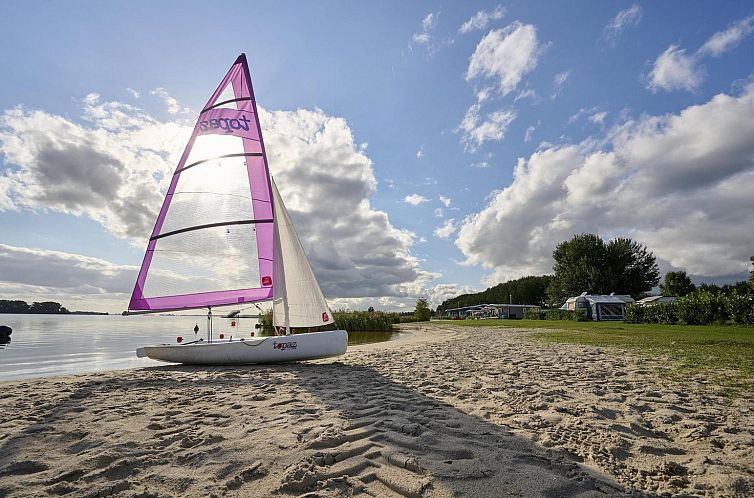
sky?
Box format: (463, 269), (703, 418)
(1, 1), (753, 313)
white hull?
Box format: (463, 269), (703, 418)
(136, 330), (347, 365)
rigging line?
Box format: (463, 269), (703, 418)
(200, 97), (252, 113)
(175, 152), (264, 175)
(150, 219), (273, 241)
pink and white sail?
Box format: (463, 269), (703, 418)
(128, 54), (334, 330)
(128, 54), (274, 311)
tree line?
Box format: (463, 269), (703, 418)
(437, 233), (754, 313)
(0, 300), (70, 314)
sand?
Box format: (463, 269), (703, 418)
(0, 324), (752, 498)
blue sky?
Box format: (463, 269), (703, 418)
(1, 2), (754, 312)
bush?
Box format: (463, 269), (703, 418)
(625, 302), (678, 324)
(524, 308), (587, 321)
(677, 290), (729, 325)
(725, 291), (754, 325)
(260, 309), (407, 333)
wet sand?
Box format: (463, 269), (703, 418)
(0, 324), (752, 497)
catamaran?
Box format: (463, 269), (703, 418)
(127, 54), (348, 364)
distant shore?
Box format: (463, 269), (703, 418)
(0, 324), (751, 497)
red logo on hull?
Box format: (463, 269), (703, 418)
(322, 312), (329, 322)
(261, 276), (272, 286)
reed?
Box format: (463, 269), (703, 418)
(259, 310), (421, 333)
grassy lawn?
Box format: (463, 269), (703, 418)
(434, 319), (754, 396)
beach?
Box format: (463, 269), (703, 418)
(1, 324), (752, 497)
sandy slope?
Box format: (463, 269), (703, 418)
(0, 324), (751, 497)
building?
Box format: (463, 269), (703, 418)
(444, 303), (541, 320)
(636, 295), (677, 306)
(563, 292), (629, 321)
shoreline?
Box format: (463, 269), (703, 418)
(1, 324), (752, 497)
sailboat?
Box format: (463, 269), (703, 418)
(127, 54), (348, 364)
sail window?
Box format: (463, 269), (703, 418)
(142, 224), (261, 298)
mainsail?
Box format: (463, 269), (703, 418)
(271, 178), (335, 329)
(129, 54), (274, 311)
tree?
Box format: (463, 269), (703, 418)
(415, 298), (431, 321)
(750, 256), (754, 288)
(660, 271), (696, 297)
(367, 306), (375, 313)
(547, 233), (659, 305)
(436, 275), (552, 315)
(29, 301), (70, 314)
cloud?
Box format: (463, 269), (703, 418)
(471, 161), (492, 168)
(0, 101), (181, 239)
(126, 88), (140, 99)
(551, 70), (571, 99)
(603, 4), (642, 45)
(588, 111), (608, 126)
(150, 87), (191, 114)
(416, 146), (424, 158)
(403, 193), (429, 205)
(439, 195), (451, 208)
(698, 14), (754, 57)
(456, 104), (517, 151)
(456, 83), (754, 286)
(0, 96), (434, 302)
(458, 5), (506, 34)
(646, 45), (703, 93)
(425, 282), (478, 308)
(647, 13), (754, 93)
(524, 125), (536, 143)
(410, 12), (442, 55)
(568, 106), (600, 124)
(0, 243), (137, 312)
(466, 22), (542, 97)
(434, 219), (456, 239)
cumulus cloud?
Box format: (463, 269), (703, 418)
(425, 282), (478, 308)
(603, 4), (642, 45)
(456, 104), (516, 151)
(126, 87), (140, 99)
(434, 219), (456, 239)
(458, 5), (506, 34)
(647, 13), (754, 93)
(456, 83), (754, 285)
(439, 195), (451, 208)
(466, 22), (542, 97)
(403, 193), (429, 205)
(0, 99), (182, 239)
(0, 96), (435, 302)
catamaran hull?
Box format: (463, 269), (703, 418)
(136, 330), (348, 365)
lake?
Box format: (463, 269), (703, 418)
(0, 314), (399, 381)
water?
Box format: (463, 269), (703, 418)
(0, 314), (399, 381)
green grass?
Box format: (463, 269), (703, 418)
(435, 319), (754, 396)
